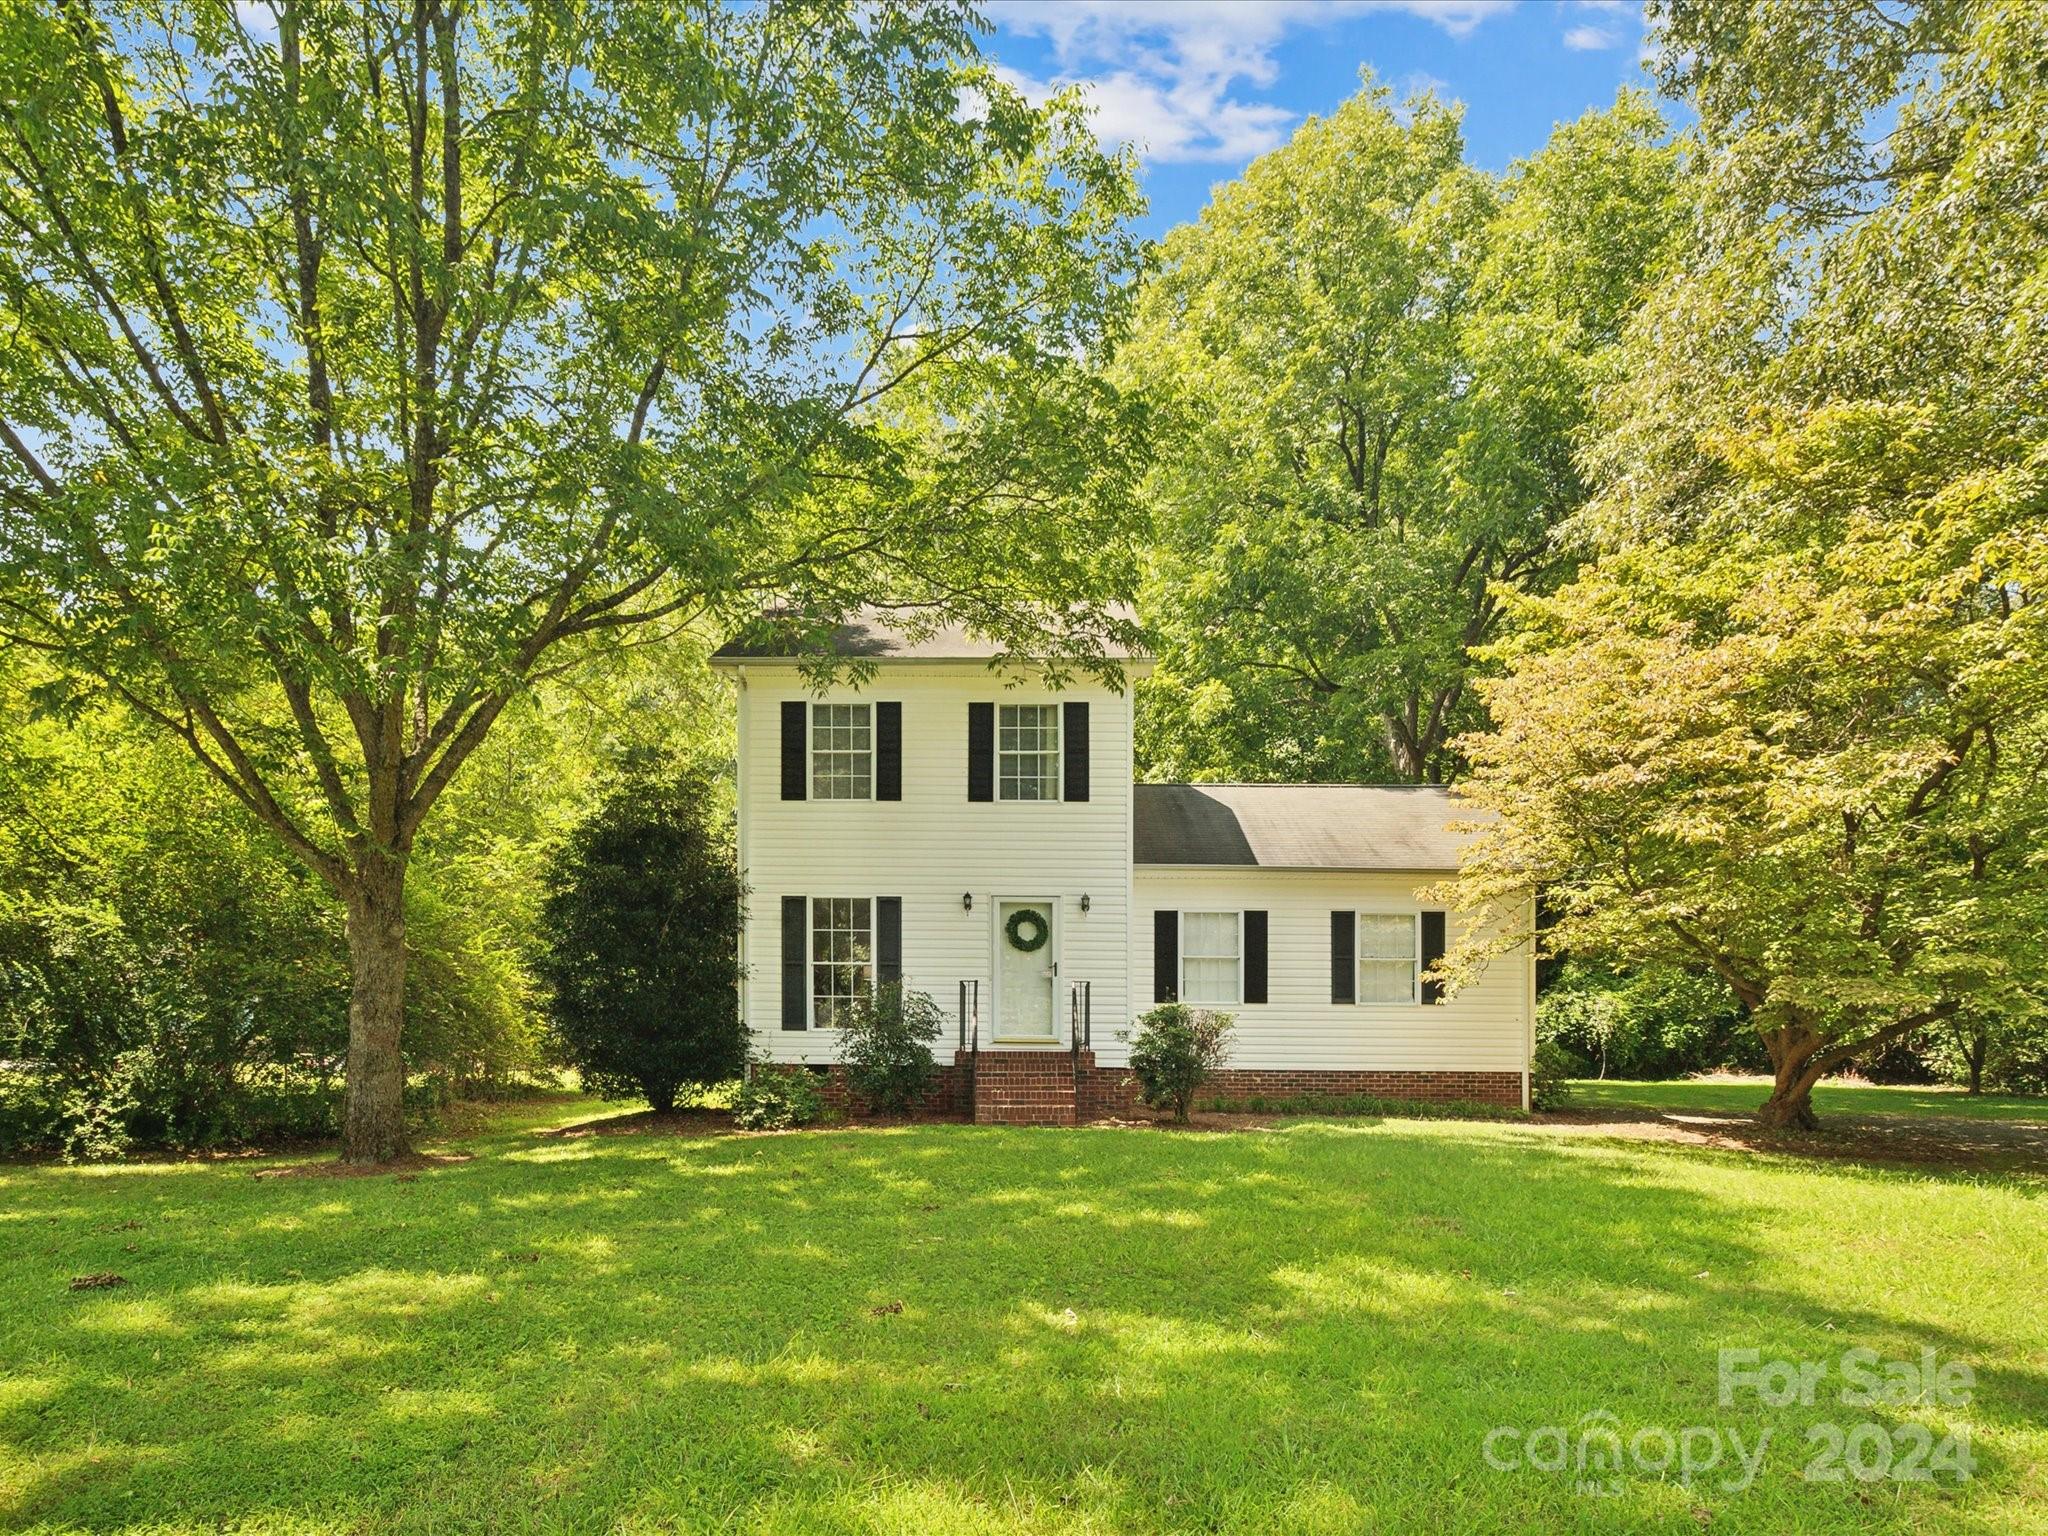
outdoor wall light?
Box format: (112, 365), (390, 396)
(962, 892), (973, 912)
(1080, 894), (1091, 914)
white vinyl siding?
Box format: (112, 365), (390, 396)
(1181, 911), (1241, 1004)
(810, 896), (872, 1026)
(731, 667), (1133, 1063)
(1134, 869), (1530, 1074)
(1357, 912), (1419, 1004)
(998, 704), (1059, 801)
(811, 703), (872, 800)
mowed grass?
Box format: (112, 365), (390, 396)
(2, 1098), (2043, 1535)
(1570, 1078), (2048, 1125)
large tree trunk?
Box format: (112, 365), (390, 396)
(1757, 1022), (1825, 1130)
(1966, 1028), (1987, 1096)
(342, 856), (410, 1164)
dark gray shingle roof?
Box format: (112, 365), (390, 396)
(1134, 783), (1479, 871)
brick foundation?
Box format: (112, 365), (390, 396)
(1074, 1054), (1523, 1116)
(763, 1053), (1524, 1124)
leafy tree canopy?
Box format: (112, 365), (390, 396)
(0, 0), (1148, 1159)
(1125, 80), (1684, 783)
(1445, 0), (2048, 1128)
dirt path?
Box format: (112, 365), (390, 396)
(1097, 1102), (2048, 1175)
(531, 1101), (2047, 1176)
(1523, 1104), (2048, 1174)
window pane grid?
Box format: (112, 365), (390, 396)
(811, 896), (872, 1027)
(1181, 910), (1240, 1004)
(811, 704), (872, 800)
(1357, 913), (1418, 1004)
(998, 704), (1059, 801)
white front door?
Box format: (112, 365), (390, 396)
(994, 899), (1058, 1041)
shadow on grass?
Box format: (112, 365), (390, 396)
(2, 1115), (2042, 1535)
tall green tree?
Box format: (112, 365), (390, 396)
(1126, 82), (1682, 783)
(0, 0), (1145, 1160)
(1445, 0), (2048, 1128)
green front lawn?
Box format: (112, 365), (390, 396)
(1569, 1077), (2048, 1124)
(2, 1099), (2042, 1534)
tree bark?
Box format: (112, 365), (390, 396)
(1757, 1021), (1825, 1130)
(1966, 1028), (1986, 1096)
(342, 856), (410, 1164)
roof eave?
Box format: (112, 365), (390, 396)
(709, 653), (1154, 675)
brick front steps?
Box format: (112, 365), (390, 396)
(969, 1049), (1078, 1126)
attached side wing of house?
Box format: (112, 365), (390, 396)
(710, 614), (1534, 1123)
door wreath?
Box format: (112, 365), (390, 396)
(1005, 907), (1050, 953)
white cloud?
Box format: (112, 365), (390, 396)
(985, 1), (1507, 165)
(1562, 23), (1621, 50)
(233, 0), (279, 40)
(992, 59), (1297, 164)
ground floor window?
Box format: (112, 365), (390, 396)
(811, 897), (872, 1026)
(1358, 913), (1419, 1004)
(1181, 910), (1241, 1004)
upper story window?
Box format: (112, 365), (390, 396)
(999, 704), (1059, 801)
(1181, 911), (1241, 1004)
(1358, 913), (1420, 1004)
(811, 703), (871, 800)
(811, 896), (872, 1026)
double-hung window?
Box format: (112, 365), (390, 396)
(1180, 911), (1242, 1004)
(811, 703), (872, 800)
(1357, 913), (1420, 1004)
(810, 897), (873, 1026)
(998, 704), (1059, 801)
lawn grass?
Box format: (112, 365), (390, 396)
(2, 1098), (2043, 1534)
(1569, 1077), (2048, 1125)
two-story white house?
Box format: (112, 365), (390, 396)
(711, 614), (1534, 1123)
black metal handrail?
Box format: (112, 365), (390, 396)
(1067, 979), (1092, 1053)
(957, 979), (979, 1051)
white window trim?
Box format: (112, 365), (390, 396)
(996, 701), (1062, 804)
(810, 701), (874, 802)
(1354, 910), (1423, 1007)
(809, 895), (875, 1028)
(1179, 908), (1243, 1006)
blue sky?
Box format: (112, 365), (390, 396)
(981, 1), (1656, 238)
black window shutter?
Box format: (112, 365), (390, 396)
(781, 896), (808, 1029)
(876, 702), (902, 802)
(1153, 909), (1179, 1003)
(1331, 911), (1356, 1004)
(1244, 911), (1268, 1004)
(967, 702), (994, 801)
(1420, 909), (1447, 1004)
(877, 897), (902, 988)
(780, 701), (806, 801)
(1063, 701), (1090, 802)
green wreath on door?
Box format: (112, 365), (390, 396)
(1005, 907), (1050, 953)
